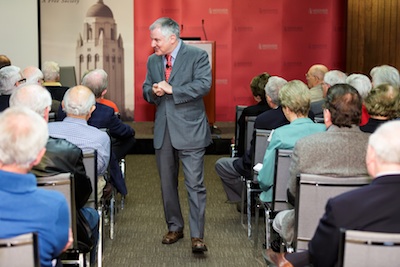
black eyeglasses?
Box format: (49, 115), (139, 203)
(18, 78), (26, 84)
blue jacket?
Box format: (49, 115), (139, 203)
(0, 170), (69, 267)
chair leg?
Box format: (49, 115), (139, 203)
(97, 208), (103, 267)
(109, 192), (115, 240)
(247, 181), (254, 238)
(265, 209), (271, 250)
(240, 177), (246, 228)
(254, 199), (261, 250)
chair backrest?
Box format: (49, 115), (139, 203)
(83, 150), (98, 210)
(36, 173), (77, 249)
(0, 232), (40, 267)
(244, 116), (257, 153)
(270, 149), (293, 210)
(338, 229), (400, 267)
(294, 174), (371, 251)
(252, 129), (272, 181)
(234, 105), (247, 148)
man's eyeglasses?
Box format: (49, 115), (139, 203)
(18, 78), (26, 84)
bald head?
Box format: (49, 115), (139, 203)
(62, 85), (96, 118)
(306, 64), (329, 88)
(23, 66), (44, 84)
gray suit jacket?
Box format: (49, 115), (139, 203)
(288, 125), (370, 197)
(143, 41), (212, 150)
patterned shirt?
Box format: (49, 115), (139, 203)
(48, 117), (110, 175)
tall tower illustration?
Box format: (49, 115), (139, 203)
(76, 0), (126, 117)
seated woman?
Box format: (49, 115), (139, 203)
(360, 83), (399, 133)
(236, 72), (271, 157)
(257, 80), (325, 202)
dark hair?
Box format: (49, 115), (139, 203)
(324, 83), (362, 127)
(250, 72), (270, 102)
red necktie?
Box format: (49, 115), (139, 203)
(165, 54), (172, 82)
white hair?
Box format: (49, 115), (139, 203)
(346, 73), (372, 99)
(369, 120), (400, 164)
(0, 65), (21, 95)
(264, 76), (288, 105)
(10, 84), (52, 118)
(42, 61), (60, 82)
(324, 70), (347, 87)
(370, 65), (400, 89)
(0, 107), (48, 169)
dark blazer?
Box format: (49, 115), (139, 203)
(0, 95), (11, 112)
(233, 106), (289, 177)
(236, 101), (271, 157)
(308, 174), (400, 267)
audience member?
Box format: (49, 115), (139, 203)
(81, 69), (119, 113)
(360, 83), (399, 133)
(0, 54), (11, 69)
(0, 65), (25, 111)
(56, 69), (132, 195)
(370, 64), (400, 89)
(236, 72), (271, 157)
(215, 76), (289, 206)
(306, 64), (329, 118)
(346, 73), (372, 125)
(305, 64), (328, 102)
(48, 85), (110, 198)
(321, 70), (347, 97)
(0, 107), (71, 267)
(42, 61), (69, 102)
(9, 84), (99, 261)
(272, 84), (370, 249)
(267, 120), (400, 267)
(257, 80), (325, 202)
(23, 66), (44, 84)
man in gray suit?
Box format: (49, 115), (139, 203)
(143, 17), (212, 253)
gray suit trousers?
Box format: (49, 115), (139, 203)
(155, 127), (207, 239)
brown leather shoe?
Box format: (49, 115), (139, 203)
(265, 248), (293, 267)
(191, 238), (208, 253)
(162, 231), (184, 244)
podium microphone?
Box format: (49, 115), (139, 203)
(202, 19), (208, 40)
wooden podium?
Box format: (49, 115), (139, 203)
(183, 41), (216, 126)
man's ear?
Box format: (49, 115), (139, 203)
(32, 147), (46, 167)
(324, 108), (332, 127)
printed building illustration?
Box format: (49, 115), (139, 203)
(76, 0), (129, 118)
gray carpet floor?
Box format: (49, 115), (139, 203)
(101, 154), (266, 267)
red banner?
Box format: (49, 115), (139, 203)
(134, 0), (346, 122)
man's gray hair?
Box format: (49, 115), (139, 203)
(42, 61), (60, 82)
(264, 76), (288, 106)
(0, 65), (21, 95)
(81, 69), (108, 98)
(63, 86), (96, 116)
(346, 73), (372, 99)
(324, 70), (347, 87)
(370, 65), (400, 89)
(149, 17), (180, 39)
(0, 107), (48, 169)
(9, 84), (52, 118)
(369, 120), (400, 164)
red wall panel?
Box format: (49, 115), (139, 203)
(134, 0), (346, 122)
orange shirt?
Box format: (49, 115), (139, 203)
(98, 98), (119, 113)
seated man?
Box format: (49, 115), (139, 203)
(48, 85), (111, 198)
(57, 69), (133, 195)
(267, 120), (400, 267)
(215, 76), (289, 205)
(272, 84), (370, 249)
(42, 61), (69, 102)
(236, 72), (271, 157)
(0, 65), (26, 111)
(305, 64), (328, 118)
(257, 80), (326, 203)
(0, 107), (71, 267)
(9, 84), (98, 261)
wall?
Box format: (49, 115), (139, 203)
(0, 0), (39, 68)
(347, 0), (400, 74)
